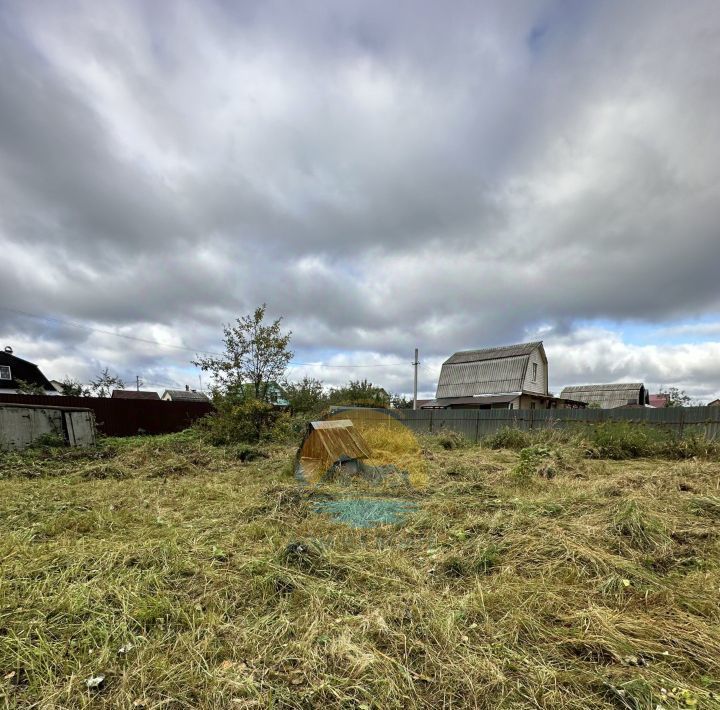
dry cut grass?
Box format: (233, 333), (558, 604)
(0, 430), (719, 708)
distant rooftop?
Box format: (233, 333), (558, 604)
(162, 389), (211, 403)
(111, 390), (160, 400)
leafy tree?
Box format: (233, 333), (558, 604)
(283, 376), (326, 415)
(15, 379), (45, 395)
(390, 393), (413, 409)
(328, 379), (390, 408)
(193, 304), (293, 403)
(90, 368), (125, 398)
(659, 386), (692, 408)
(59, 376), (90, 397)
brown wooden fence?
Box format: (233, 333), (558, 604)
(0, 394), (213, 437)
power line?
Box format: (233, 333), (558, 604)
(0, 306), (224, 356)
(0, 306), (410, 369)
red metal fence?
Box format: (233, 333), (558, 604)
(0, 394), (213, 437)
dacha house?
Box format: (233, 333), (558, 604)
(0, 346), (58, 396)
(422, 341), (585, 410)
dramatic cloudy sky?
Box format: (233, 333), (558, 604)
(1, 0), (719, 399)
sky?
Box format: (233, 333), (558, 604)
(1, 0), (720, 400)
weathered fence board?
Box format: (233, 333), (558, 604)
(330, 406), (720, 442)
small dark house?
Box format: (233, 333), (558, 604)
(0, 346), (57, 395)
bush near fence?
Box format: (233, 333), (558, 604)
(330, 406), (720, 443)
(0, 394), (213, 437)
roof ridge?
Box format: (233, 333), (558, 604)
(452, 340), (541, 355)
(562, 382), (644, 389)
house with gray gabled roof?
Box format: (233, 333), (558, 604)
(161, 386), (211, 403)
(423, 341), (585, 410)
(559, 383), (649, 409)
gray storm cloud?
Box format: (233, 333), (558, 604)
(1, 0), (719, 397)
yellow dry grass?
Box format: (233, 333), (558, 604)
(328, 409), (429, 488)
(1, 429), (719, 709)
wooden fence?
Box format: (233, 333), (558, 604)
(0, 394), (213, 437)
(330, 406), (720, 442)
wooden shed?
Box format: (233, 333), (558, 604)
(296, 419), (371, 481)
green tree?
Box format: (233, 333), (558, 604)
(328, 379), (390, 408)
(283, 376), (326, 415)
(659, 386), (692, 408)
(390, 393), (413, 409)
(89, 368), (125, 398)
(193, 304), (293, 402)
(59, 376), (90, 397)
(15, 379), (45, 395)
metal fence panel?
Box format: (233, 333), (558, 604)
(331, 406), (720, 442)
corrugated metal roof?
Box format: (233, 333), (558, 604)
(111, 390), (160, 400)
(648, 394), (669, 408)
(445, 341), (542, 365)
(561, 383), (644, 393)
(559, 383), (646, 409)
(162, 389), (211, 402)
(436, 358), (528, 398)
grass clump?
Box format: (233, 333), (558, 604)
(688, 495), (720, 520)
(484, 427), (531, 451)
(611, 499), (671, 552)
(435, 429), (467, 450)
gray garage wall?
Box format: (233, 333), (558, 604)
(0, 404), (96, 451)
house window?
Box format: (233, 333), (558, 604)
(531, 363), (538, 382)
(0, 365), (10, 380)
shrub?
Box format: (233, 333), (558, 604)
(589, 423), (655, 459)
(196, 398), (281, 444)
(512, 445), (556, 482)
(485, 427), (531, 451)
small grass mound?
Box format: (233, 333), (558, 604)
(611, 499), (672, 552)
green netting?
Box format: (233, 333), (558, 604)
(313, 498), (417, 528)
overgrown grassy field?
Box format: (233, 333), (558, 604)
(1, 428), (720, 708)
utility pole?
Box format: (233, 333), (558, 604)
(413, 348), (419, 410)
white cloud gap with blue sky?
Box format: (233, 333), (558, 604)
(1, 0), (719, 400)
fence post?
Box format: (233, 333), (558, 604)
(429, 410), (434, 434)
(679, 407), (685, 436)
(475, 411), (480, 443)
